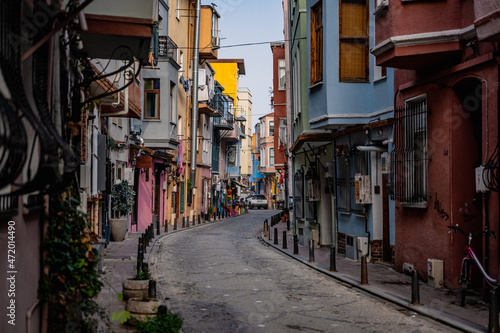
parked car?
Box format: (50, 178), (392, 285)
(247, 194), (268, 209)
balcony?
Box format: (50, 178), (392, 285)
(80, 0), (155, 64)
(89, 63), (142, 119)
(371, 2), (475, 70)
(474, 0), (500, 41)
(199, 5), (220, 59)
(214, 111), (234, 131)
(159, 36), (178, 62)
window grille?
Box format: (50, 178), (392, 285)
(392, 97), (429, 206)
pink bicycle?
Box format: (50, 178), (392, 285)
(448, 225), (498, 306)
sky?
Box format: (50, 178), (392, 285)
(208, 0), (285, 133)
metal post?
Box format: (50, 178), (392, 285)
(174, 217), (178, 230)
(282, 231), (287, 249)
(164, 219), (168, 233)
(274, 227), (278, 245)
(287, 219), (290, 231)
(149, 279), (157, 299)
(268, 224), (271, 241)
(411, 269), (421, 305)
(182, 217), (185, 228)
(489, 288), (499, 333)
(330, 246), (336, 272)
(293, 234), (299, 255)
(361, 255), (369, 285)
(156, 215), (160, 235)
(137, 236), (143, 273)
(198, 214), (201, 225)
(186, 216), (190, 228)
(309, 239), (315, 262)
(158, 305), (167, 316)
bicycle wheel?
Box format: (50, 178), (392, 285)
(459, 259), (471, 307)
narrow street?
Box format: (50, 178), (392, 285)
(149, 211), (458, 333)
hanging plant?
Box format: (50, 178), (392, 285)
(111, 180), (136, 218)
(38, 188), (106, 332)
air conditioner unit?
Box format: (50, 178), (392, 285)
(198, 69), (206, 86)
(212, 36), (220, 49)
(427, 259), (444, 288)
(355, 174), (372, 204)
(345, 234), (358, 260)
(80, 165), (90, 189)
(279, 118), (287, 127)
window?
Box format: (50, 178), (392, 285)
(337, 152), (351, 212)
(144, 79), (160, 119)
(260, 147), (266, 167)
(310, 1), (323, 85)
(170, 82), (176, 121)
(278, 59), (286, 90)
(269, 148), (274, 166)
(269, 120), (274, 137)
(392, 96), (428, 206)
(292, 48), (301, 119)
(339, 0), (369, 82)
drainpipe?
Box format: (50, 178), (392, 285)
(190, 0), (201, 191)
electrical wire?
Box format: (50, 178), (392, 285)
(175, 37), (307, 50)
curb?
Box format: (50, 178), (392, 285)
(259, 233), (486, 333)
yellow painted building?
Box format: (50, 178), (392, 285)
(208, 59), (245, 116)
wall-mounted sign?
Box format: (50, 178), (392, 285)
(136, 155), (152, 168)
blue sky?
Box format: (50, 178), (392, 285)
(209, 0), (284, 133)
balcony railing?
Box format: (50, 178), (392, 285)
(159, 36), (178, 62)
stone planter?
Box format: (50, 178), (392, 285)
(109, 217), (128, 242)
(122, 278), (149, 300)
(126, 297), (162, 322)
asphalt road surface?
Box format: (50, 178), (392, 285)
(149, 210), (459, 333)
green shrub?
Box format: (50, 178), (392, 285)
(134, 312), (183, 333)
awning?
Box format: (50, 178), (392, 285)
(232, 180), (247, 188)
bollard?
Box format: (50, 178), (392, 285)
(309, 239), (315, 262)
(218, 211), (221, 220)
(158, 305), (167, 316)
(268, 224), (271, 241)
(274, 227), (278, 245)
(149, 279), (157, 299)
(287, 219), (290, 231)
(198, 214), (201, 225)
(489, 288), (499, 333)
(156, 215), (160, 235)
(265, 221), (269, 238)
(182, 217), (185, 228)
(330, 246), (336, 272)
(282, 231), (287, 249)
(411, 269), (421, 305)
(137, 236), (143, 273)
(164, 219), (168, 233)
(361, 255), (369, 285)
(263, 220), (267, 234)
(186, 216), (190, 228)
(293, 234), (299, 255)
(174, 217), (178, 230)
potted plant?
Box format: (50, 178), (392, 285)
(109, 180), (135, 242)
(122, 266), (151, 300)
(207, 205), (215, 219)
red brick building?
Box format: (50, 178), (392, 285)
(372, 0), (500, 289)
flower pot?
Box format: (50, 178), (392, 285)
(109, 217), (128, 242)
(122, 278), (149, 300)
(126, 297), (162, 322)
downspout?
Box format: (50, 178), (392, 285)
(190, 0), (201, 188)
(332, 138), (338, 250)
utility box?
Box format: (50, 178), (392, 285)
(475, 166), (489, 193)
(358, 236), (370, 260)
(427, 259), (444, 288)
(345, 235), (358, 260)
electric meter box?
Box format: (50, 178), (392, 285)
(475, 166), (489, 193)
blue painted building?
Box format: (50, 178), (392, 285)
(288, 0), (395, 262)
